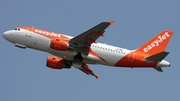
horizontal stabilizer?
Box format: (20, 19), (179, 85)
(145, 51), (169, 62)
(154, 67), (163, 72)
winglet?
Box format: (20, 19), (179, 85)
(95, 74), (100, 79)
(109, 20), (115, 25)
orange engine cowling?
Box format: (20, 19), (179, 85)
(50, 38), (69, 51)
(46, 56), (71, 69)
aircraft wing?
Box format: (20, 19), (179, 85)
(79, 63), (99, 79)
(69, 21), (114, 55)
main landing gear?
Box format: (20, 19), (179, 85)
(73, 53), (83, 68)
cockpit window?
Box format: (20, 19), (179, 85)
(14, 28), (20, 31)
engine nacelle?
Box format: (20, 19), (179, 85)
(46, 56), (71, 69)
(50, 38), (69, 51)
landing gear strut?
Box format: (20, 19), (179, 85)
(73, 53), (83, 68)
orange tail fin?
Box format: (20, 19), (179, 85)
(136, 30), (173, 56)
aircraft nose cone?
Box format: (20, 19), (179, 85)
(3, 31), (7, 39)
(3, 31), (10, 40)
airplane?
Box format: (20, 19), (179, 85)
(3, 21), (173, 79)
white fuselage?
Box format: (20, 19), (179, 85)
(3, 27), (171, 70)
(2, 23), (173, 79)
(3, 29), (130, 66)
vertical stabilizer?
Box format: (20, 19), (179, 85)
(136, 30), (173, 56)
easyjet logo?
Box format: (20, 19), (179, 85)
(143, 32), (170, 52)
(34, 29), (61, 38)
(33, 29), (70, 40)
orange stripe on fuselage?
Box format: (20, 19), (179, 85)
(89, 50), (108, 63)
(115, 51), (158, 68)
(82, 46), (107, 63)
(18, 26), (70, 41)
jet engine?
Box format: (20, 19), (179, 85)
(46, 56), (71, 69)
(50, 38), (69, 51)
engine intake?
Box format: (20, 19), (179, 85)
(46, 56), (71, 69)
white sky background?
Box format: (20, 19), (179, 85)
(0, 0), (179, 101)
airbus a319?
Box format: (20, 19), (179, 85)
(3, 21), (173, 79)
